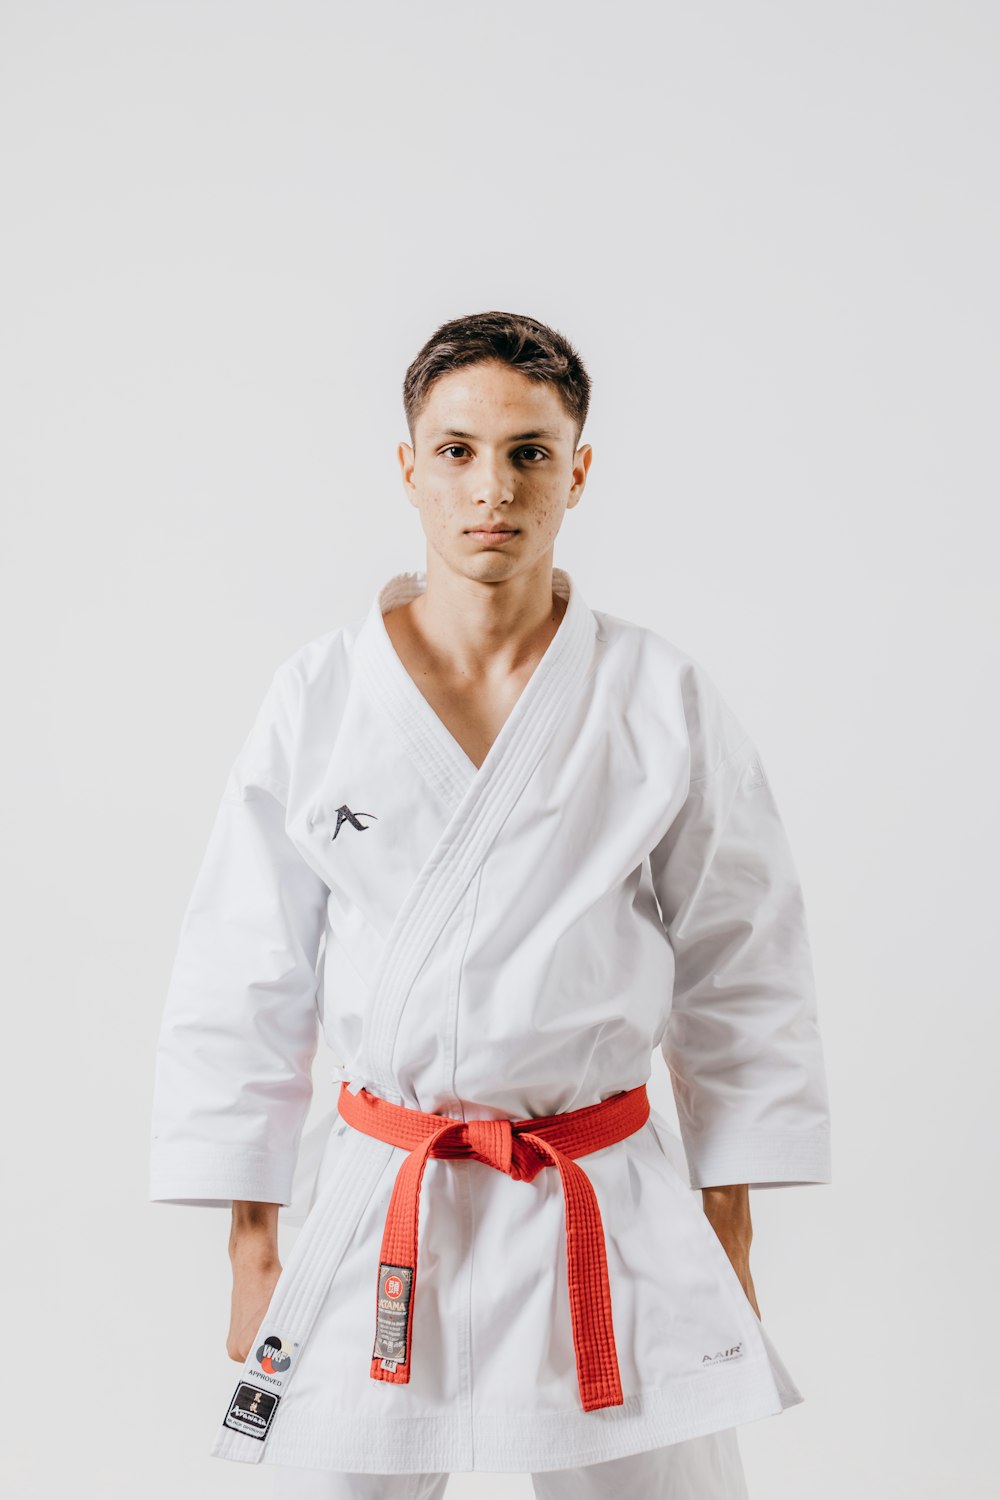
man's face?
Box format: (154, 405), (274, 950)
(398, 359), (591, 584)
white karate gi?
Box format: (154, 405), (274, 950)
(149, 567), (832, 1486)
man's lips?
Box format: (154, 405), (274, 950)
(465, 525), (519, 534)
(465, 527), (520, 543)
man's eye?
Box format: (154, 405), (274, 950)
(439, 445), (546, 462)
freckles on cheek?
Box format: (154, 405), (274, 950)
(420, 494), (460, 537)
(428, 496), (456, 525)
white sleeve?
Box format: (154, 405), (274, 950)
(148, 662), (329, 1208)
(649, 663), (833, 1191)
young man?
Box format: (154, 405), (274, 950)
(149, 311), (833, 1498)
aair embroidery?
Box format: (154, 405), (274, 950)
(702, 1342), (744, 1364)
(331, 805), (378, 839)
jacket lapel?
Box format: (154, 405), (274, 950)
(355, 572), (477, 813)
(353, 567), (596, 1097)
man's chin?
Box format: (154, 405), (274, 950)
(435, 546), (523, 580)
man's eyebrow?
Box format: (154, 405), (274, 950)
(430, 428), (561, 442)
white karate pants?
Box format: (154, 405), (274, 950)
(270, 1427), (751, 1497)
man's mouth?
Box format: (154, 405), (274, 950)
(465, 527), (520, 544)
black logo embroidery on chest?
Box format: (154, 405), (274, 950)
(331, 804), (378, 839)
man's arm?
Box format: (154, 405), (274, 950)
(648, 680), (833, 1191)
(648, 663), (832, 1317)
(701, 1184), (760, 1318)
(149, 660), (329, 1368)
(227, 1201), (282, 1362)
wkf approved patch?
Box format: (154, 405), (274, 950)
(223, 1381), (281, 1440)
(255, 1332), (294, 1377)
(373, 1263), (413, 1371)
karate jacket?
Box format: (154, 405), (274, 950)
(148, 566), (833, 1475)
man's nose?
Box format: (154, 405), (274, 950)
(471, 454), (515, 506)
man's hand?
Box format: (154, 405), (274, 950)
(701, 1183), (761, 1320)
(227, 1201), (282, 1363)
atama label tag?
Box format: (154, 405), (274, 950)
(373, 1262), (413, 1367)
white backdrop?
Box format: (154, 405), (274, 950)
(2, 3), (997, 1497)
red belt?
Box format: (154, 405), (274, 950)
(337, 1080), (650, 1413)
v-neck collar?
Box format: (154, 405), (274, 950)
(353, 566), (597, 1095)
(354, 566), (594, 811)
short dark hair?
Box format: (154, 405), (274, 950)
(403, 310), (591, 450)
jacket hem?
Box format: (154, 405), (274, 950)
(208, 1352), (797, 1474)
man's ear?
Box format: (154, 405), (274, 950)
(397, 440), (417, 499)
(567, 443), (593, 507)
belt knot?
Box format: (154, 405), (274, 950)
(462, 1117), (514, 1174)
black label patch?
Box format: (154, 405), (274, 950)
(373, 1263), (413, 1365)
(223, 1381), (281, 1441)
